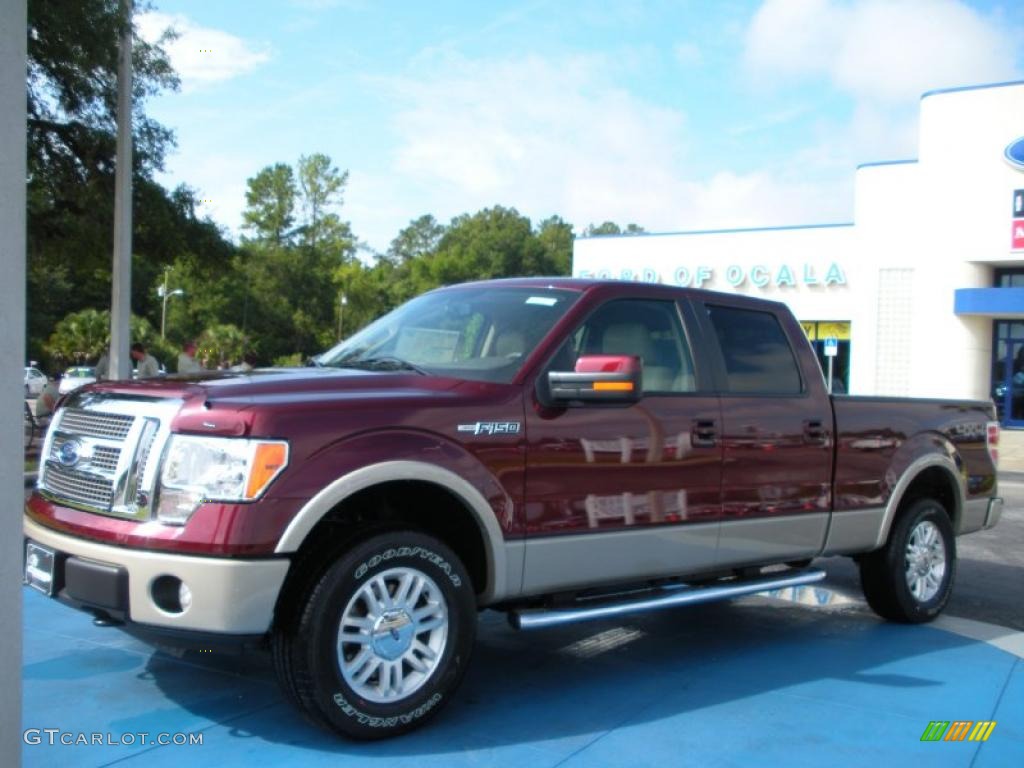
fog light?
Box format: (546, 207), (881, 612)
(151, 575), (190, 614)
(179, 582), (193, 612)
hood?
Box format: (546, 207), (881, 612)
(76, 366), (470, 404)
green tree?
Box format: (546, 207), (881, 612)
(45, 309), (174, 369)
(26, 1), (236, 365)
(533, 215), (574, 275)
(242, 163), (297, 245)
(385, 215), (446, 265)
(297, 153), (351, 252)
(417, 206), (542, 286)
(239, 154), (357, 361)
(583, 221), (646, 236)
(198, 323), (248, 368)
(45, 309), (110, 364)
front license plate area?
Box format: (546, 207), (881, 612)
(25, 541), (56, 596)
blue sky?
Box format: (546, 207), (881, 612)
(137, 0), (1024, 255)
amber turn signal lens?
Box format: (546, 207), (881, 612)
(245, 442), (289, 499)
(592, 381), (634, 392)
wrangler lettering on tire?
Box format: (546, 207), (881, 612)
(272, 530), (475, 740)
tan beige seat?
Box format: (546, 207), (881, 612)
(493, 330), (526, 359)
(600, 322), (678, 392)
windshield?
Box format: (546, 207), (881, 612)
(317, 286), (580, 383)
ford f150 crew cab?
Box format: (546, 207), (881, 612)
(24, 278), (1003, 739)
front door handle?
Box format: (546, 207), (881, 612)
(803, 419), (827, 444)
(692, 419), (717, 448)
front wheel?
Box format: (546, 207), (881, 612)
(859, 498), (956, 623)
(273, 530), (476, 739)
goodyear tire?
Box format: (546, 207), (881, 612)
(859, 498), (956, 623)
(274, 530), (476, 739)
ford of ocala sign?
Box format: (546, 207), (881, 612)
(575, 262), (847, 289)
(1006, 136), (1024, 171)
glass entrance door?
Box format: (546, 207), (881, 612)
(992, 322), (1024, 427)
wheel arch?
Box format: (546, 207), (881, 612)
(275, 460), (513, 605)
(874, 454), (964, 550)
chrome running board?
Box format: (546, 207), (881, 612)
(508, 568), (827, 630)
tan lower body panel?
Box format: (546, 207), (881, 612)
(24, 516), (288, 634)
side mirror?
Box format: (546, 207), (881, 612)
(548, 354), (642, 404)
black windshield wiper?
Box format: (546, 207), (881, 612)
(335, 356), (429, 376)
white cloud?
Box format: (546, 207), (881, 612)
(341, 51), (851, 253)
(745, 0), (1019, 103)
(739, 0), (1022, 207)
(136, 12), (271, 93)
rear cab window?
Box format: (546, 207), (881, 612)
(705, 304), (804, 395)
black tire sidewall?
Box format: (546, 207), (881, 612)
(301, 531), (475, 738)
(886, 500), (957, 621)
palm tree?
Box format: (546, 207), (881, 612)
(198, 323), (248, 368)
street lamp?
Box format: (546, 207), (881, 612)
(158, 269), (184, 338)
(337, 293), (348, 341)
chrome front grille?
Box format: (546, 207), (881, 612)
(40, 464), (115, 509)
(38, 398), (181, 519)
(90, 446), (121, 473)
(50, 434), (123, 474)
(56, 409), (134, 440)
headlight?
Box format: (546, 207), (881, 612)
(155, 435), (289, 525)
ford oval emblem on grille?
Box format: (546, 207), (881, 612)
(1006, 136), (1024, 171)
(58, 439), (82, 467)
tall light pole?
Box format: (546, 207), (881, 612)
(337, 292), (347, 340)
(159, 268), (184, 338)
(109, 0), (133, 379)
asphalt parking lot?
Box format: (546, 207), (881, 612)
(20, 479), (1024, 767)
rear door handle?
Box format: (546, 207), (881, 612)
(692, 419), (717, 447)
(803, 419), (827, 444)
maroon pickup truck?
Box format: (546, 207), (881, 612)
(24, 278), (1002, 738)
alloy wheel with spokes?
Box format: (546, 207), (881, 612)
(337, 567), (449, 704)
(904, 520), (946, 602)
(859, 497), (956, 624)
(273, 529), (476, 740)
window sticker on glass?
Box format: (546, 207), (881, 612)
(526, 296), (558, 307)
(394, 327), (461, 363)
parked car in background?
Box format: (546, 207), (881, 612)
(58, 366), (97, 395)
(24, 367), (46, 397)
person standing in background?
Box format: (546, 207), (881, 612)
(177, 340), (202, 374)
(34, 376), (60, 419)
(130, 342), (160, 378)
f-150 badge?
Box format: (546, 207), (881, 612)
(457, 421), (521, 436)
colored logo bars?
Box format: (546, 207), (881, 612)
(920, 720), (997, 742)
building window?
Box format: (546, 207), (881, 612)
(994, 268), (1024, 288)
(800, 321), (851, 394)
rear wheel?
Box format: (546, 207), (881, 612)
(273, 530), (476, 739)
(859, 498), (956, 623)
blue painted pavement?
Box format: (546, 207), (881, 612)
(21, 587), (1022, 767)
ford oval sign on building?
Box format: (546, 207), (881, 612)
(1006, 136), (1024, 171)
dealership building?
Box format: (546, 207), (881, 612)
(572, 80), (1024, 426)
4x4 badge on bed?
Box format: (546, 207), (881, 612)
(457, 422), (521, 436)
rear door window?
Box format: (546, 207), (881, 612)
(706, 305), (803, 395)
